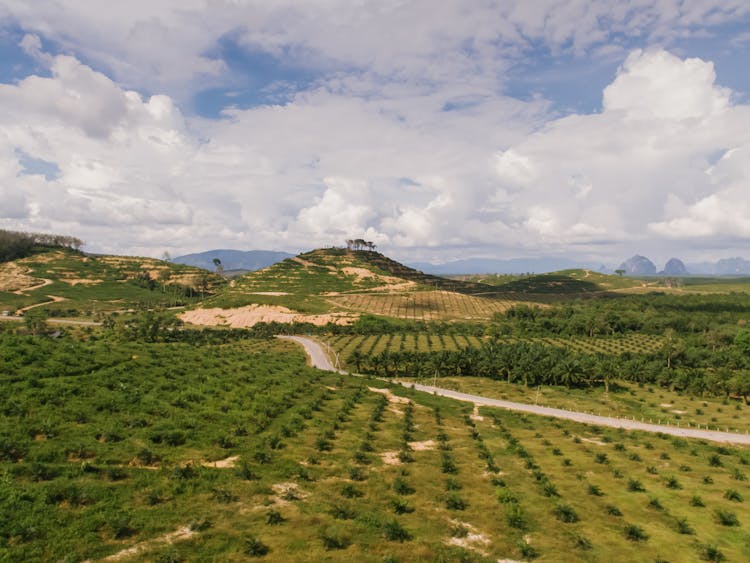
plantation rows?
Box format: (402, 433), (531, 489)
(2, 333), (749, 560)
(324, 332), (664, 362)
(328, 291), (522, 321)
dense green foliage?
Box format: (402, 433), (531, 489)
(0, 229), (83, 262)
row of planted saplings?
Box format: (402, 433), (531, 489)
(540, 422), (738, 561)
(242, 385), (367, 556)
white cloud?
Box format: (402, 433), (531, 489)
(603, 49), (731, 120)
(0, 3), (748, 263)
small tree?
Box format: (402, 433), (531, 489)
(615, 269), (625, 277)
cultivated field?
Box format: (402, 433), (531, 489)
(2, 328), (748, 561)
(323, 333), (665, 358)
(326, 291), (525, 321)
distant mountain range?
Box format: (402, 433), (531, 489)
(173, 249), (750, 277)
(617, 255), (750, 276)
(172, 249), (294, 272)
(408, 257), (601, 275)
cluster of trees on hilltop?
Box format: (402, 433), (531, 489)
(0, 229), (83, 262)
(345, 238), (376, 251)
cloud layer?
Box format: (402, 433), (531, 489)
(0, 2), (748, 263)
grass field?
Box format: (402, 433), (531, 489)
(2, 332), (749, 561)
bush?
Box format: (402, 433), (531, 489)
(627, 478), (645, 492)
(690, 495), (705, 507)
(445, 493), (467, 510)
(266, 509), (285, 525)
(587, 484), (603, 496)
(320, 526), (351, 550)
(341, 484), (363, 498)
(714, 509), (739, 526)
(392, 478), (415, 495)
(605, 504), (622, 516)
(698, 544), (726, 562)
(382, 519), (412, 542)
(665, 476), (681, 489)
(506, 503), (527, 530)
(244, 535), (270, 556)
(390, 498), (414, 514)
(329, 503), (356, 520)
(675, 517), (694, 535)
(724, 489), (743, 502)
(553, 503), (579, 523)
(623, 524), (648, 541)
(518, 539), (539, 559)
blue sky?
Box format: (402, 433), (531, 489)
(0, 1), (749, 265)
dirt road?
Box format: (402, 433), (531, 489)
(285, 336), (750, 445)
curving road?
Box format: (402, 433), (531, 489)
(282, 335), (750, 445)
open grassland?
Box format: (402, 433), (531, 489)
(2, 330), (749, 561)
(0, 250), (219, 317)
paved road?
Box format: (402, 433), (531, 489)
(283, 335), (750, 445)
(276, 335), (346, 373)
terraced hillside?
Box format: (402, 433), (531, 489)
(188, 248), (535, 326)
(0, 249), (221, 317)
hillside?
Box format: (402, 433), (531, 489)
(453, 269), (647, 295)
(183, 248), (532, 326)
(0, 248), (222, 317)
(172, 249), (294, 272)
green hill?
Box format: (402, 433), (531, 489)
(0, 248), (222, 317)
(199, 248), (530, 322)
(458, 269), (646, 294)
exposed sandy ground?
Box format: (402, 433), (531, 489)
(16, 294), (66, 313)
(368, 387), (411, 404)
(0, 262), (40, 292)
(96, 526), (196, 561)
(180, 305), (357, 327)
(380, 440), (435, 464)
(249, 291), (290, 296)
(342, 266), (377, 280)
(203, 455), (239, 468)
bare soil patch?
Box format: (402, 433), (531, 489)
(179, 305), (356, 327)
(368, 387), (411, 404)
(97, 526), (196, 561)
(202, 455), (239, 469)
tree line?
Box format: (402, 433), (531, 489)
(351, 337), (750, 402)
(0, 229), (83, 262)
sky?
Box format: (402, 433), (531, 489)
(1, 1), (749, 267)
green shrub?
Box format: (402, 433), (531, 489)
(266, 509), (285, 525)
(714, 509), (739, 526)
(553, 503), (579, 523)
(698, 544), (726, 562)
(627, 478), (645, 492)
(445, 493), (467, 510)
(623, 524), (648, 541)
(320, 526), (351, 550)
(724, 489), (743, 502)
(382, 519), (412, 542)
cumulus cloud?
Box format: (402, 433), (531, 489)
(0, 3), (748, 263)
